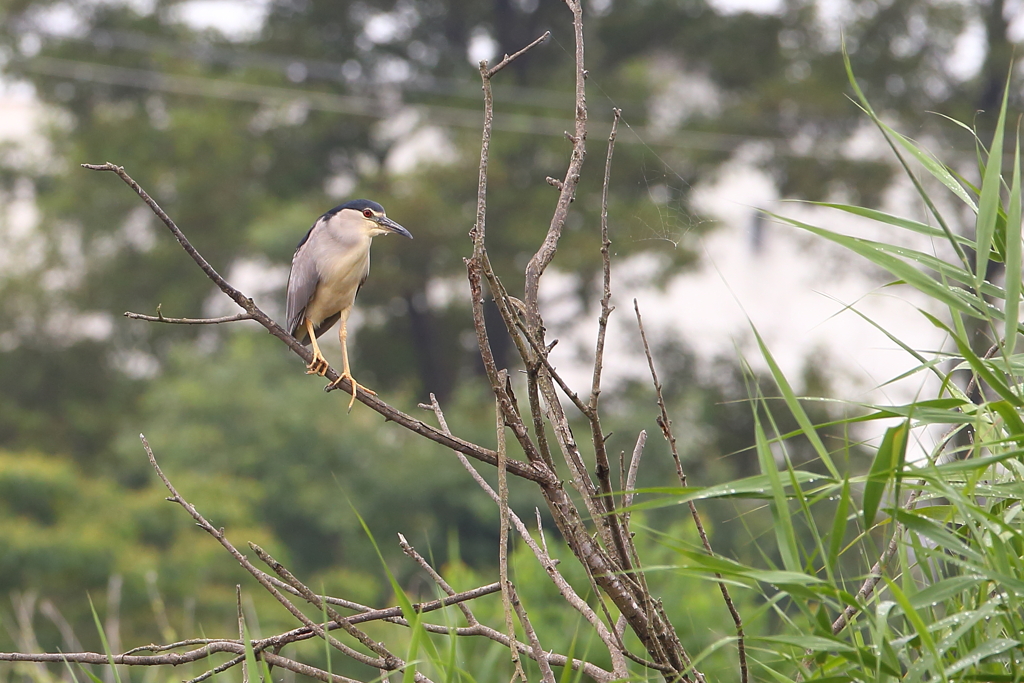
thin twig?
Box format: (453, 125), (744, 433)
(249, 544), (404, 670)
(397, 534), (478, 626)
(522, 0), (588, 332)
(467, 38), (551, 472)
(509, 584), (557, 683)
(140, 435), (432, 682)
(496, 373), (527, 683)
(590, 108), (621, 408)
(486, 31), (551, 78)
(635, 300), (746, 683)
(125, 311), (255, 325)
(127, 582), (504, 674)
(425, 395), (629, 679)
(586, 108), (632, 572)
(185, 654), (245, 683)
(623, 430), (647, 521)
(236, 586), (249, 683)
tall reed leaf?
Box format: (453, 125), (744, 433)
(1005, 127), (1022, 356)
(976, 78), (1011, 291)
(863, 421), (908, 529)
(87, 595), (121, 683)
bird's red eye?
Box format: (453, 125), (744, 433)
(363, 209), (374, 218)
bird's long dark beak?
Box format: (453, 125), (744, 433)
(376, 215), (413, 239)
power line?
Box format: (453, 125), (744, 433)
(28, 26), (580, 110)
(20, 56), (802, 156)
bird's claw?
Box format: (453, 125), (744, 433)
(328, 372), (376, 412)
(306, 354), (329, 377)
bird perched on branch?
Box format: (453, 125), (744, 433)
(285, 199), (412, 409)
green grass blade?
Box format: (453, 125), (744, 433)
(241, 615), (262, 683)
(771, 212), (990, 319)
(74, 664), (105, 683)
(754, 405), (800, 572)
(752, 326), (840, 478)
(1005, 126), (1022, 356)
(87, 594), (121, 683)
(863, 421), (908, 529)
(349, 505), (442, 680)
(59, 655), (82, 683)
(922, 311), (1024, 406)
(976, 76), (1011, 290)
(885, 578), (946, 681)
(842, 43), (973, 272)
(827, 476), (851, 568)
(885, 121), (978, 213)
(810, 202), (975, 248)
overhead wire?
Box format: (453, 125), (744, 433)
(18, 54), (791, 154)
(9, 25), (957, 161)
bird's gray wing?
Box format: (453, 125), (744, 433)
(285, 224), (321, 338)
(356, 253), (370, 298)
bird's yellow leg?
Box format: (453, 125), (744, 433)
(328, 312), (375, 411)
(304, 318), (330, 376)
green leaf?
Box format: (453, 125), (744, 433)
(88, 594), (122, 683)
(622, 470), (825, 510)
(946, 638), (1018, 676)
(755, 408), (800, 572)
(241, 612), (262, 683)
(975, 77), (1011, 291)
(922, 311), (1024, 407)
(863, 421), (908, 529)
(810, 203), (975, 248)
(770, 212), (990, 320)
(885, 578), (945, 680)
(1005, 126), (1022, 357)
(828, 477), (851, 568)
(906, 575), (982, 610)
(753, 634), (857, 652)
(752, 326), (840, 479)
(989, 400), (1024, 437)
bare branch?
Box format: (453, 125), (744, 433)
(522, 0), (588, 331)
(590, 108), (622, 409)
(586, 108), (631, 573)
(186, 654), (245, 683)
(508, 584), (556, 683)
(397, 534), (478, 626)
(125, 310), (255, 325)
(425, 395), (628, 679)
(140, 434), (431, 682)
(466, 40), (551, 472)
(236, 587), (249, 683)
(623, 430), (647, 518)
(495, 379), (527, 683)
(249, 543), (402, 669)
(634, 300), (746, 683)
(259, 652), (365, 683)
(486, 31), (550, 78)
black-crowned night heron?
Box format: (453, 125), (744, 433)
(285, 199), (412, 409)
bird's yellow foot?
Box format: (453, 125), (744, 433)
(328, 372), (376, 411)
(306, 350), (330, 377)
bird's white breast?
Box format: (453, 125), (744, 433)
(304, 226), (372, 327)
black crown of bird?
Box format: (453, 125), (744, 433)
(285, 198), (413, 410)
